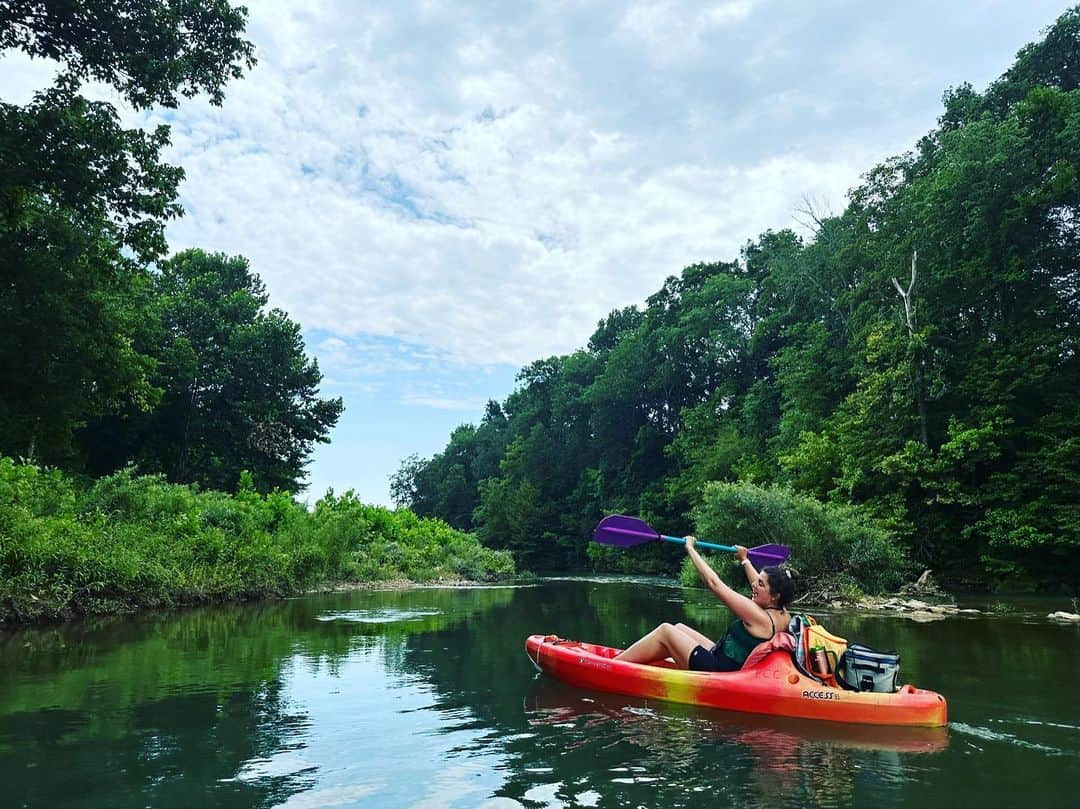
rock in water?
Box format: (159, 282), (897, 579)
(1047, 611), (1080, 622)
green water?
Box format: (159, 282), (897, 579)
(0, 579), (1077, 808)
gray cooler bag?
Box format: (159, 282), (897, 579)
(838, 643), (900, 693)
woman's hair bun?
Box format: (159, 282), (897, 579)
(762, 565), (796, 608)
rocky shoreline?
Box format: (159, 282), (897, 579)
(806, 570), (1080, 623)
(853, 596), (982, 622)
(816, 595), (1080, 624)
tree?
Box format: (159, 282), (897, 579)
(0, 79), (183, 260)
(0, 82), (184, 462)
(390, 453), (425, 509)
(0, 0), (256, 109)
(1, 0), (255, 256)
(0, 1), (255, 465)
(81, 250), (343, 493)
(0, 199), (158, 463)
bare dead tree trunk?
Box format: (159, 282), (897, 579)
(892, 251), (928, 446)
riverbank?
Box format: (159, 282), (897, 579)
(0, 458), (515, 626)
(798, 569), (1079, 623)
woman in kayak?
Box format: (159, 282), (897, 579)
(613, 536), (794, 671)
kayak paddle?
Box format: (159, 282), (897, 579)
(593, 514), (791, 568)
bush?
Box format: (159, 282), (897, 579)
(0, 458), (514, 624)
(679, 481), (909, 596)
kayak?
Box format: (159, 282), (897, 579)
(525, 634), (947, 727)
(526, 677), (950, 752)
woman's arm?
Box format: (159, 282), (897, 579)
(685, 538), (766, 628)
(735, 545), (758, 585)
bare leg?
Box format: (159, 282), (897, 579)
(614, 622), (703, 668)
(674, 623), (714, 649)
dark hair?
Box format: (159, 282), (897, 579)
(763, 566), (795, 609)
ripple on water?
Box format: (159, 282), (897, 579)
(950, 722), (1077, 757)
(315, 609), (442, 623)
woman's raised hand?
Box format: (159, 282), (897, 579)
(733, 544), (748, 562)
(684, 535), (696, 550)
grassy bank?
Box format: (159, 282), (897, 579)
(0, 458), (514, 624)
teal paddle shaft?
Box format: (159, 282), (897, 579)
(657, 533), (733, 552)
(593, 514), (792, 567)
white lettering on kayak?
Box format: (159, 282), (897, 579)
(579, 656), (612, 671)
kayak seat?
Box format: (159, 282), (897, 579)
(741, 630), (796, 668)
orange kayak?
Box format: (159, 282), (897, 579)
(525, 634), (947, 728)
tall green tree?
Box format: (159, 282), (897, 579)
(81, 250), (343, 494)
(0, 0), (255, 465)
(390, 400), (509, 530)
(0, 197), (158, 463)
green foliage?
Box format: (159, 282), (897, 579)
(0, 1), (256, 110)
(0, 2), (314, 490)
(0, 458), (514, 625)
(0, 78), (184, 260)
(0, 79), (181, 463)
(78, 249), (344, 494)
(0, 2), (363, 621)
(392, 401), (509, 530)
(680, 482), (908, 595)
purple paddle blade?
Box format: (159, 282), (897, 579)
(592, 515), (660, 547)
(594, 515), (793, 568)
(746, 543), (791, 568)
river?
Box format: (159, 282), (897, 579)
(0, 579), (1077, 807)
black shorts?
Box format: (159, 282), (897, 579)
(688, 645), (742, 673)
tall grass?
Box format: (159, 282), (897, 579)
(0, 458), (514, 624)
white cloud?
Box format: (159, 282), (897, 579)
(141, 30), (867, 366)
(3, 0), (1066, 373)
(702, 0), (761, 26)
(618, 0), (768, 65)
(0, 52), (57, 103)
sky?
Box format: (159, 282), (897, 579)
(1, 1), (1071, 505)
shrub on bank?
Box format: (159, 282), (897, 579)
(679, 481), (909, 597)
(0, 458), (514, 624)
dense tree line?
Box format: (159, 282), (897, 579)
(395, 8), (1080, 590)
(0, 2), (341, 493)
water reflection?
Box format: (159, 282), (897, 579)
(525, 678), (951, 754)
(509, 677), (948, 809)
(0, 674), (309, 808)
(0, 587), (516, 808)
(0, 580), (1077, 808)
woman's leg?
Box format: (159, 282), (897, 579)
(614, 622), (702, 668)
(673, 623), (714, 649)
